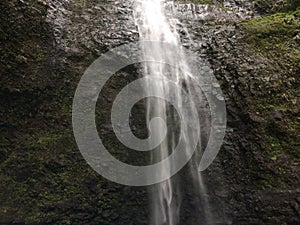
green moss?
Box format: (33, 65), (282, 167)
(263, 121), (300, 158)
(240, 9), (300, 189)
(252, 0), (300, 14)
(0, 1), (148, 224)
(241, 10), (299, 116)
(242, 10), (300, 35)
(0, 0), (52, 92)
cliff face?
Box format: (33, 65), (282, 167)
(175, 1), (299, 224)
(0, 1), (147, 224)
(197, 5), (300, 225)
(0, 0), (299, 224)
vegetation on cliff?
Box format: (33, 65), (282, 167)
(0, 1), (146, 224)
(252, 0), (300, 14)
(0, 0), (299, 224)
(240, 7), (299, 188)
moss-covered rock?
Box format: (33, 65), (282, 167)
(240, 9), (300, 174)
(0, 1), (147, 224)
(203, 7), (299, 192)
(252, 0), (300, 14)
(1, 0), (299, 224)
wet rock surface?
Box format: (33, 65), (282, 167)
(179, 1), (300, 224)
(0, 0), (299, 224)
(1, 1), (147, 225)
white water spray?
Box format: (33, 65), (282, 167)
(133, 0), (213, 224)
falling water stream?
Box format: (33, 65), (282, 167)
(133, 0), (212, 224)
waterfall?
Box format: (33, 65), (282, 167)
(133, 0), (213, 224)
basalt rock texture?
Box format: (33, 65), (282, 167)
(180, 1), (300, 224)
(0, 0), (299, 225)
(0, 1), (146, 224)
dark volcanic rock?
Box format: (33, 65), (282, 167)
(0, 0), (299, 224)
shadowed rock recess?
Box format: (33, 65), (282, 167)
(0, 0), (299, 224)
